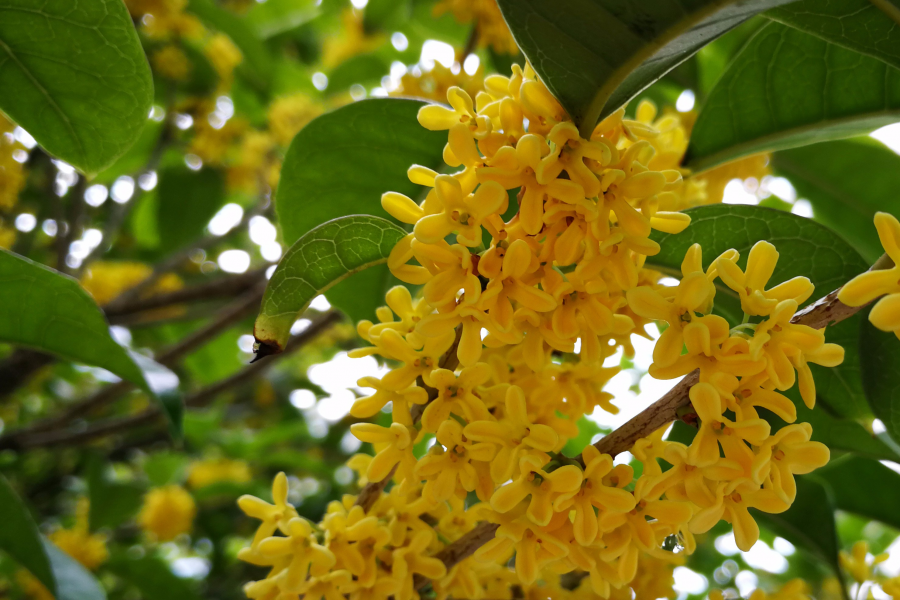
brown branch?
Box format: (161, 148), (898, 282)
(412, 253), (894, 584)
(105, 269), (267, 321)
(355, 327), (463, 512)
(0, 285), (266, 448)
(6, 312), (341, 450)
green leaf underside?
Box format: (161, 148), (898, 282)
(648, 205), (872, 420)
(254, 216), (406, 351)
(772, 137), (900, 264)
(495, 0), (794, 135)
(860, 320), (900, 443)
(686, 22), (900, 172)
(0, 249), (182, 432)
(275, 98), (444, 322)
(752, 476), (842, 578)
(767, 0), (900, 72)
(0, 0), (153, 175)
(818, 455), (900, 530)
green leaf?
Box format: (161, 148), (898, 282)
(326, 53), (391, 95)
(0, 249), (182, 433)
(245, 0), (320, 39)
(771, 137), (900, 264)
(753, 476), (842, 579)
(818, 455), (900, 531)
(0, 0), (153, 175)
(0, 474), (54, 593)
(107, 555), (202, 600)
(767, 0), (900, 72)
(0, 475), (106, 600)
(686, 22), (900, 172)
(187, 0), (274, 89)
(647, 205), (871, 419)
(495, 0), (794, 135)
(860, 319), (900, 444)
(254, 216), (405, 353)
(157, 165), (225, 251)
(42, 540), (107, 600)
(275, 98), (444, 322)
(86, 457), (145, 531)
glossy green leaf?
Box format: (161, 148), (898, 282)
(818, 455), (900, 530)
(772, 137), (900, 263)
(0, 475), (106, 600)
(0, 0), (153, 175)
(254, 216), (406, 353)
(276, 98), (445, 322)
(157, 165), (225, 251)
(767, 0), (900, 71)
(752, 476), (842, 578)
(245, 0), (320, 39)
(495, 0), (794, 135)
(860, 320), (900, 443)
(686, 22), (900, 172)
(107, 555), (202, 600)
(647, 205), (871, 419)
(0, 249), (182, 433)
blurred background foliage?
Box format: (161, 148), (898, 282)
(2, 0), (900, 599)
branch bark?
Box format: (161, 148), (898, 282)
(4, 311), (341, 450)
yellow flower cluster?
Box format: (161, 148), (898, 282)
(188, 457), (252, 489)
(124, 0), (203, 39)
(434, 0), (519, 55)
(711, 579), (811, 600)
(152, 45), (192, 81)
(205, 33), (243, 90)
(838, 212), (900, 339)
(391, 63), (486, 105)
(268, 94), (323, 148)
(138, 484), (197, 542)
(0, 114), (26, 211)
(321, 9), (384, 70)
(238, 65), (842, 599)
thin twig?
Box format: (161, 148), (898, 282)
(6, 312), (341, 450)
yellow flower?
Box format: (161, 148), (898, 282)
(350, 422), (418, 483)
(839, 212), (900, 339)
(751, 423), (829, 503)
(416, 418), (496, 502)
(254, 517), (336, 590)
(490, 453), (583, 526)
(48, 498), (108, 571)
(139, 485), (196, 541)
(267, 94), (322, 147)
(419, 363), (493, 433)
(688, 382), (770, 467)
(464, 384), (559, 483)
(238, 472), (299, 554)
(716, 241), (814, 317)
(391, 530), (448, 600)
(151, 45), (191, 80)
(187, 458), (252, 489)
(840, 541), (888, 583)
(204, 33), (242, 89)
(433, 0), (518, 54)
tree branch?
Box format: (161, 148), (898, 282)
(5, 311), (342, 450)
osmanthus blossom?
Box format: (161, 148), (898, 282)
(237, 61), (851, 600)
(840, 211), (900, 338)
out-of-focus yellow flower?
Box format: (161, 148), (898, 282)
(434, 0), (518, 55)
(188, 458), (252, 489)
(80, 261), (182, 307)
(0, 114), (26, 211)
(321, 9), (384, 69)
(690, 153), (771, 205)
(124, 0), (204, 39)
(840, 541), (888, 584)
(267, 94), (322, 147)
(48, 498), (109, 571)
(139, 485), (197, 541)
(227, 131), (278, 194)
(391, 63), (485, 104)
(0, 224), (15, 249)
(189, 114), (246, 166)
(16, 570), (54, 600)
(204, 33), (242, 89)
(839, 212), (900, 339)
(152, 45), (192, 81)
